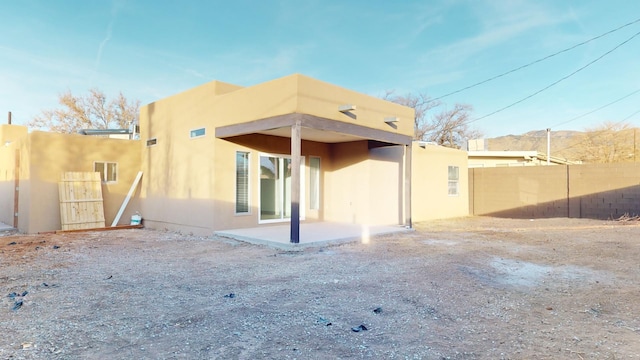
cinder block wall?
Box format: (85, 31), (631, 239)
(470, 163), (640, 219)
(567, 163), (640, 219)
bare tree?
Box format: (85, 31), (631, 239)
(430, 104), (482, 148)
(27, 89), (140, 133)
(383, 90), (481, 148)
(570, 121), (637, 163)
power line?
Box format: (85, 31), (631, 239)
(431, 17), (640, 102)
(549, 88), (640, 128)
(467, 29), (640, 125)
(622, 109), (640, 122)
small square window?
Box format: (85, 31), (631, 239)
(190, 128), (206, 138)
(146, 138), (157, 146)
(94, 161), (117, 183)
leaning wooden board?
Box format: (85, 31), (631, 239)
(58, 172), (106, 230)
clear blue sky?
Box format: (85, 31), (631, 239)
(1, 0), (639, 137)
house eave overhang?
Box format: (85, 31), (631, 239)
(215, 113), (412, 146)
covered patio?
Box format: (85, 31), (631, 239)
(215, 221), (412, 250)
(216, 113), (413, 244)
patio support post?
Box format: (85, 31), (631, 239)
(405, 143), (412, 228)
(13, 149), (20, 228)
(290, 120), (301, 243)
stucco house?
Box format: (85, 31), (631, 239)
(468, 150), (578, 168)
(1, 74), (468, 241)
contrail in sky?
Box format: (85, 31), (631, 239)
(95, 2), (118, 70)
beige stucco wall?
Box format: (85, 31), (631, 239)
(323, 142), (404, 225)
(0, 125), (28, 227)
(0, 139), (17, 226)
(12, 132), (142, 233)
(1, 124), (28, 145)
(138, 80), (245, 233)
(412, 144), (469, 222)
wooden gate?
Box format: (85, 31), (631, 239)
(58, 172), (105, 230)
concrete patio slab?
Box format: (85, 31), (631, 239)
(215, 222), (412, 250)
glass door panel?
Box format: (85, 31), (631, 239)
(260, 156), (281, 221)
(259, 155), (304, 223)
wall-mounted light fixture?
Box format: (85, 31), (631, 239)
(384, 117), (399, 123)
(338, 104), (356, 112)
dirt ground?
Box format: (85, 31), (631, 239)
(1, 216), (640, 359)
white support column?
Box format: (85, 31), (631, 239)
(405, 143), (412, 228)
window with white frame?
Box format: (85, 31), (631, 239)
(309, 156), (320, 210)
(95, 162), (118, 183)
(236, 151), (250, 214)
(448, 165), (459, 196)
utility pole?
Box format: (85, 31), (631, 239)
(546, 128), (551, 165)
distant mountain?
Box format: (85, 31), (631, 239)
(484, 130), (583, 160)
(479, 126), (640, 163)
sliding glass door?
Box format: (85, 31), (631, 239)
(259, 154), (304, 223)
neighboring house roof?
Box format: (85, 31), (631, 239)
(468, 150), (579, 167)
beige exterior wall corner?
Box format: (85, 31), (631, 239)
(0, 124), (30, 226)
(0, 124), (28, 145)
(411, 143), (469, 222)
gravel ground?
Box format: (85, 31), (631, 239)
(1, 216), (640, 359)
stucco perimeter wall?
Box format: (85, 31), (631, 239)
(0, 144), (15, 225)
(0, 139), (18, 226)
(469, 163), (640, 219)
(411, 145), (469, 222)
(0, 125), (29, 228)
(24, 132), (142, 233)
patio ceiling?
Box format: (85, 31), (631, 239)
(255, 126), (362, 143)
(215, 113), (412, 145)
